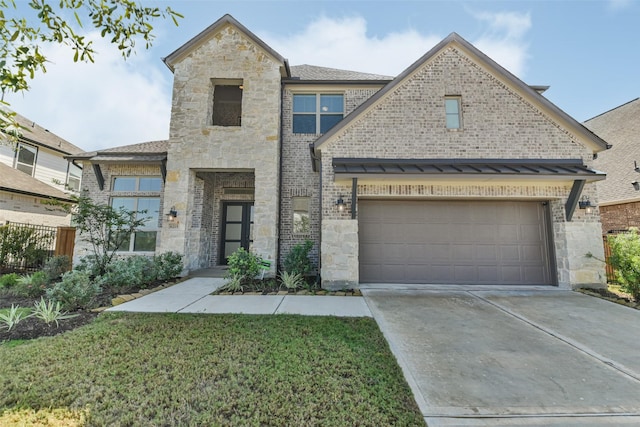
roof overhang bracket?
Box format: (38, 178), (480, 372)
(92, 164), (104, 191)
(565, 179), (586, 221)
(161, 159), (167, 183)
(351, 177), (357, 220)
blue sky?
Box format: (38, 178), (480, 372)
(6, 0), (640, 151)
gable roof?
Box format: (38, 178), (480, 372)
(68, 140), (168, 163)
(312, 32), (609, 154)
(289, 64), (393, 81)
(0, 162), (73, 202)
(163, 14), (290, 77)
(586, 98), (640, 205)
(5, 112), (84, 155)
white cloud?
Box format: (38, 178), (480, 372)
(6, 33), (171, 151)
(470, 11), (531, 77)
(262, 16), (442, 77)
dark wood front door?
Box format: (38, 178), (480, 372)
(220, 202), (254, 264)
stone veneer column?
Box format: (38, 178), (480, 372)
(554, 222), (606, 289)
(251, 166), (279, 274)
(321, 219), (359, 290)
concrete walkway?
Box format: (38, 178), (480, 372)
(106, 277), (372, 317)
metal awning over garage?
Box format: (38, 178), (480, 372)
(332, 158), (606, 182)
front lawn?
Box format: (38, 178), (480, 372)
(0, 313), (425, 426)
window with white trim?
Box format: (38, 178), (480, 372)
(293, 94), (344, 134)
(14, 143), (37, 176)
(110, 176), (162, 252)
(292, 197), (310, 234)
(66, 162), (82, 192)
(445, 97), (462, 129)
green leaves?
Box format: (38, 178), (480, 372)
(607, 228), (640, 300)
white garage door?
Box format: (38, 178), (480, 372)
(358, 200), (553, 285)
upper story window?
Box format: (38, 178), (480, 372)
(112, 176), (162, 192)
(66, 162), (82, 192)
(14, 142), (37, 176)
(445, 97), (462, 129)
(212, 79), (243, 127)
(293, 94), (344, 134)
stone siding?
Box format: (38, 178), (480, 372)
(318, 46), (604, 289)
(320, 219), (359, 289)
(160, 23), (282, 272)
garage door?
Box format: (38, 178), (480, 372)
(358, 200), (553, 285)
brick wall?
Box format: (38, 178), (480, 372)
(317, 46), (604, 289)
(600, 202), (640, 234)
(0, 191), (71, 227)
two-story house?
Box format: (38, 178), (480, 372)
(0, 112), (83, 226)
(71, 14), (608, 289)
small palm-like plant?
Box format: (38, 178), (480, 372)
(32, 298), (78, 327)
(220, 275), (243, 293)
(280, 271), (305, 290)
(0, 304), (30, 331)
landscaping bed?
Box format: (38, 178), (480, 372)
(578, 285), (639, 309)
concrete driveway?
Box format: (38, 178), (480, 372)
(362, 287), (640, 426)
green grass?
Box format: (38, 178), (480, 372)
(0, 313), (425, 426)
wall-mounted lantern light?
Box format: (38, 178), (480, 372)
(578, 196), (594, 214)
(166, 206), (178, 222)
(633, 181), (640, 191)
(336, 196), (346, 212)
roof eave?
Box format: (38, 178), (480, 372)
(0, 186), (75, 203)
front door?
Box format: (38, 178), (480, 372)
(220, 202), (254, 264)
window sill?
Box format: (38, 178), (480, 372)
(446, 128), (464, 132)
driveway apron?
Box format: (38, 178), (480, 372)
(363, 288), (640, 426)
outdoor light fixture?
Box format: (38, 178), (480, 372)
(578, 196), (593, 214)
(166, 206), (178, 221)
(336, 196), (346, 212)
(633, 181), (640, 191)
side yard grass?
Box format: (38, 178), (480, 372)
(0, 313), (425, 426)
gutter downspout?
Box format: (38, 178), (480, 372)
(276, 81), (285, 273)
(309, 144), (323, 282)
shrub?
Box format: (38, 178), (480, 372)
(42, 255), (72, 283)
(220, 275), (244, 293)
(225, 247), (261, 284)
(283, 240), (315, 276)
(15, 272), (49, 298)
(608, 229), (640, 300)
(280, 271), (304, 290)
(46, 270), (101, 311)
(75, 256), (102, 278)
(96, 256), (154, 294)
(0, 273), (20, 289)
(154, 251), (183, 281)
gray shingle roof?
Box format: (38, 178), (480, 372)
(70, 140), (168, 160)
(0, 162), (73, 201)
(8, 112), (84, 155)
(289, 64), (393, 81)
(587, 98), (640, 204)
(333, 158), (605, 182)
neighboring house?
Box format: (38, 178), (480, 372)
(70, 14), (608, 289)
(0, 113), (83, 226)
(585, 98), (640, 235)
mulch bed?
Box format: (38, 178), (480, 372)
(0, 294), (100, 343)
(578, 287), (640, 309)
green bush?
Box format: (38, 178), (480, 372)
(97, 256), (156, 294)
(0, 224), (53, 270)
(283, 240), (315, 276)
(225, 247), (261, 284)
(608, 229), (640, 300)
(75, 256), (102, 278)
(0, 273), (20, 289)
(280, 271), (304, 290)
(42, 255), (72, 283)
(154, 251), (183, 281)
(46, 270), (101, 311)
(15, 271), (49, 298)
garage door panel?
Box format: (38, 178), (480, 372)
(359, 200), (552, 285)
